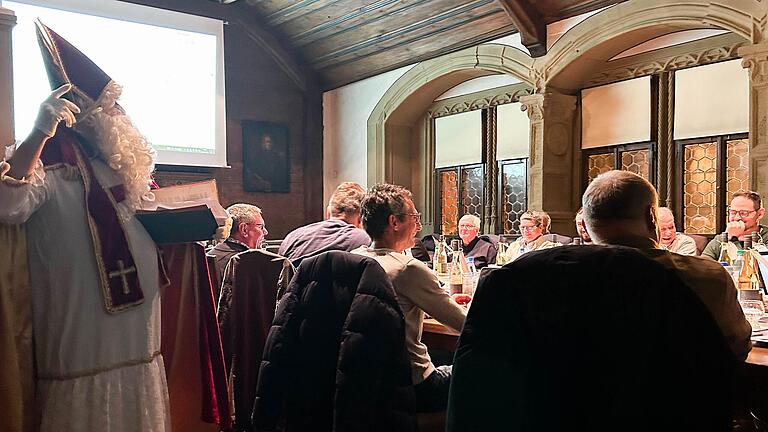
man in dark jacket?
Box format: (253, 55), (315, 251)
(207, 203), (267, 298)
(581, 170), (750, 359)
(279, 182), (371, 266)
(458, 214), (497, 268)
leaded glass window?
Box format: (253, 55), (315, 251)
(583, 143), (655, 188)
(439, 170), (459, 235)
(682, 142), (717, 234)
(436, 164), (483, 236)
(500, 159), (527, 234)
(620, 149), (651, 181)
(587, 153), (615, 183)
(678, 134), (749, 235)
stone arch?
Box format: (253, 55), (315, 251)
(366, 43), (534, 187)
(535, 0), (764, 91)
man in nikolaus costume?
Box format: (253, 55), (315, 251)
(0, 22), (170, 431)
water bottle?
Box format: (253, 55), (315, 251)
(464, 256), (478, 295)
(733, 250), (744, 287)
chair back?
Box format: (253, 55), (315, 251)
(253, 251), (416, 432)
(688, 234), (710, 256)
(263, 238), (283, 254)
(447, 245), (735, 432)
(217, 249), (292, 430)
(205, 254), (221, 301)
(542, 233), (572, 245)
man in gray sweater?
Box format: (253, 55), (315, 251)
(354, 183), (466, 413)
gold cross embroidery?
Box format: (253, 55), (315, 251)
(108, 260), (137, 295)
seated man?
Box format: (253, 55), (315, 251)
(507, 211), (558, 261)
(207, 203), (267, 296)
(657, 207), (697, 255)
(279, 181), (371, 266)
(574, 207), (592, 244)
(702, 191), (768, 260)
(583, 170), (750, 359)
(353, 183), (466, 413)
(458, 214), (497, 268)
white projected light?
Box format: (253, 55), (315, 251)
(7, 0), (227, 167)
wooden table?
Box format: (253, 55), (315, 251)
(422, 318), (460, 353)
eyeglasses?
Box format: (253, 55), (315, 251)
(398, 212), (421, 223)
(727, 209), (757, 218)
(458, 224), (478, 229)
(252, 223), (267, 230)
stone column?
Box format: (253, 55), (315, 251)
(519, 91), (577, 234)
(0, 6), (15, 147)
(741, 43), (768, 202)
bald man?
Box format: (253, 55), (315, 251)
(657, 207), (697, 255)
(583, 170), (750, 360)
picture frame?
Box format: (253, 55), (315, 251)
(242, 121), (290, 193)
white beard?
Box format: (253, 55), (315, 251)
(76, 110), (156, 214)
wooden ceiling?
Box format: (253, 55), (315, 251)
(221, 0), (626, 90)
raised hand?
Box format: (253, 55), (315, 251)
(726, 220), (746, 240)
(34, 84), (81, 137)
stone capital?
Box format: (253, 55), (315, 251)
(740, 42), (768, 87)
(0, 7), (16, 29)
(519, 93), (544, 122)
(520, 91), (577, 122)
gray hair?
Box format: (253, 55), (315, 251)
(226, 203), (262, 226)
(459, 214), (481, 228)
(582, 170), (657, 224)
(328, 182), (366, 218)
(657, 207), (675, 221)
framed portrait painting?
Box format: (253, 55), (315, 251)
(242, 121), (290, 193)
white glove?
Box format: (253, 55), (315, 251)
(34, 84), (81, 137)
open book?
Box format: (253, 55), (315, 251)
(136, 179), (228, 244)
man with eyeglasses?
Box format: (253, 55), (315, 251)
(702, 191), (768, 260)
(458, 214), (497, 268)
(506, 211), (559, 262)
(207, 203), (269, 294)
(354, 183), (466, 413)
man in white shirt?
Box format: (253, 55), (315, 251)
(657, 207), (697, 255)
(353, 183), (466, 412)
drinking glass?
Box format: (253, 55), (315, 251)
(740, 299), (765, 330)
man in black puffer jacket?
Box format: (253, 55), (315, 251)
(252, 251), (416, 432)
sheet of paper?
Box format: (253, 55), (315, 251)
(139, 179), (228, 224)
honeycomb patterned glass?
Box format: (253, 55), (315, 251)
(440, 170), (459, 235)
(620, 149), (650, 180)
(683, 142), (717, 234)
(501, 160), (527, 234)
(460, 166), (484, 222)
(587, 153), (615, 183)
(725, 138), (750, 204)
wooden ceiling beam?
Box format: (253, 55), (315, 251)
(496, 0), (547, 57)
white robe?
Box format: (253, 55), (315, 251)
(0, 157), (170, 432)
